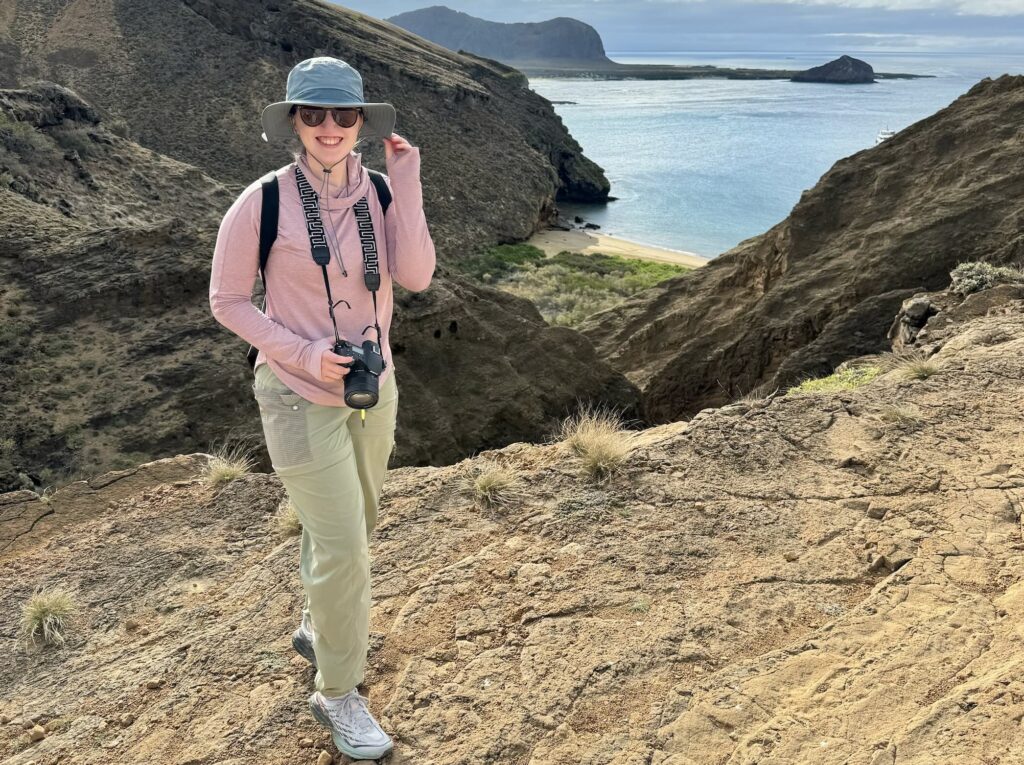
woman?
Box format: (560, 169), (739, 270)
(209, 56), (436, 760)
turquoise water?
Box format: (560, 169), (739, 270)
(528, 52), (1024, 258)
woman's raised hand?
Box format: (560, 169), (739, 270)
(383, 133), (413, 162)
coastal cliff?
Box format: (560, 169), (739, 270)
(577, 74), (1024, 424)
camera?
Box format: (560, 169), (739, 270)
(333, 338), (386, 409)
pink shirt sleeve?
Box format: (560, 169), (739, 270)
(382, 146), (436, 292)
(208, 182), (330, 378)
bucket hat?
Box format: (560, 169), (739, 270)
(261, 57), (396, 143)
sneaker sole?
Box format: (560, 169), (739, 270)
(308, 698), (394, 760)
(291, 630), (318, 668)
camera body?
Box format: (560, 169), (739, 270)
(334, 338), (386, 409)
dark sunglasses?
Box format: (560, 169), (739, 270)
(292, 105), (363, 129)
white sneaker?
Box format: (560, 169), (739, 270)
(291, 611), (317, 667)
(309, 689), (394, 760)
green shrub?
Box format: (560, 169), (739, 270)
(949, 261), (1024, 296)
(456, 245), (690, 327)
(789, 365), (882, 395)
(456, 243), (546, 281)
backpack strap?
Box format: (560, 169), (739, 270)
(366, 168), (392, 216)
(246, 173), (279, 371)
(257, 172), (280, 290)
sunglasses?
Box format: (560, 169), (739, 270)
(293, 105), (363, 129)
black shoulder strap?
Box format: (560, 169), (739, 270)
(367, 168), (391, 216)
(258, 172), (279, 290)
(247, 173), (278, 370)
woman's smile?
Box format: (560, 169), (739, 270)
(316, 136), (343, 146)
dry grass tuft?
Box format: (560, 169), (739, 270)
(878, 348), (942, 380)
(276, 500), (303, 537)
(736, 382), (779, 405)
(462, 461), (527, 510)
(558, 403), (638, 481)
(20, 588), (77, 647)
(202, 442), (256, 487)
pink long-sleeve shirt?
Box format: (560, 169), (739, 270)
(209, 147), (436, 407)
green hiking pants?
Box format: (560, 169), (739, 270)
(253, 362), (398, 696)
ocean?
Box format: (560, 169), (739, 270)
(527, 51), (1024, 259)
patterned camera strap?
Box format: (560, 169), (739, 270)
(294, 165), (384, 352)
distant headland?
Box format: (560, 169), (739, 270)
(387, 6), (931, 81)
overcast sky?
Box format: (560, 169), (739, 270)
(333, 1), (1024, 53)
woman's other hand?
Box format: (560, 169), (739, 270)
(383, 133), (413, 162)
(319, 345), (353, 381)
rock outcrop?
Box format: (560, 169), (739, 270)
(578, 74), (1024, 424)
(3, 283), (1023, 763)
(0, 82), (639, 494)
(387, 5), (613, 65)
(791, 54), (876, 84)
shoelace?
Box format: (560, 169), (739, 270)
(324, 691), (380, 739)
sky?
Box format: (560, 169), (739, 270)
(333, 0), (1024, 53)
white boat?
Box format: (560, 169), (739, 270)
(875, 127), (897, 145)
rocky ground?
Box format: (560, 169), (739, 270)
(2, 284), (1022, 764)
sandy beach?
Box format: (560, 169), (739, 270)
(526, 226), (711, 268)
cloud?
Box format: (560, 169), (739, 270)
(340, 0), (1024, 51)
(737, 0), (1024, 15)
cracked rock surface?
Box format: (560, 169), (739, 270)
(2, 295), (1023, 764)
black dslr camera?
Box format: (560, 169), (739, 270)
(334, 337), (386, 409)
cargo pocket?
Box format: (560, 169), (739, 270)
(254, 388), (314, 468)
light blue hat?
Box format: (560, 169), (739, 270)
(261, 57), (396, 143)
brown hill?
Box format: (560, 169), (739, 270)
(577, 74), (1024, 424)
(0, 0), (645, 493)
(3, 282), (1023, 763)
(0, 81), (639, 494)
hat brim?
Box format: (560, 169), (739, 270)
(261, 101), (396, 143)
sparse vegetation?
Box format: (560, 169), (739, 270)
(874, 404), (923, 424)
(880, 348), (942, 380)
(629, 597), (651, 613)
(275, 500), (302, 537)
(462, 461), (527, 510)
(737, 382), (779, 405)
(557, 403), (638, 481)
(201, 442), (256, 487)
(789, 365), (882, 395)
(454, 245), (691, 327)
(949, 260), (1024, 296)
(19, 588), (77, 647)
(0, 110), (51, 153)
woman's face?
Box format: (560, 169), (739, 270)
(292, 106), (364, 160)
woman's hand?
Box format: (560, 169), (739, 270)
(319, 345), (353, 382)
(383, 133), (413, 162)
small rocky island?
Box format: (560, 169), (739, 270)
(791, 54), (876, 84)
